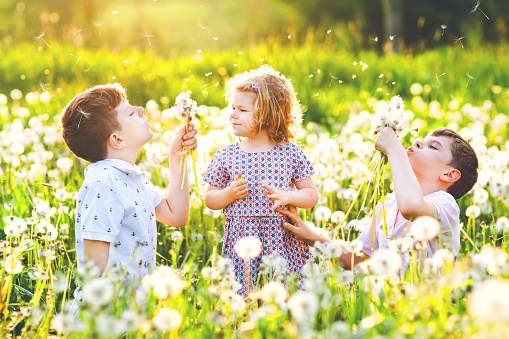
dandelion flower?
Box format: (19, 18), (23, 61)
(314, 206), (332, 221)
(368, 249), (401, 275)
(432, 249), (455, 267)
(331, 211), (345, 223)
(54, 188), (68, 201)
(221, 291), (246, 312)
(469, 279), (509, 323)
(82, 277), (113, 308)
(153, 308), (182, 331)
(465, 205), (481, 218)
(496, 217), (509, 233)
(287, 291), (319, 322)
(234, 236), (262, 260)
(258, 281), (287, 304)
(2, 255), (24, 274)
(411, 216), (440, 241)
(171, 231), (183, 241)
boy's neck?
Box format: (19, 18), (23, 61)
(239, 130), (277, 152)
(417, 176), (451, 197)
(105, 148), (140, 166)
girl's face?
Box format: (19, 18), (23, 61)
(229, 91), (258, 137)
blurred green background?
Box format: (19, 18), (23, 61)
(0, 0), (508, 124)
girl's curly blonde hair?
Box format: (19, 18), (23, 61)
(225, 66), (302, 144)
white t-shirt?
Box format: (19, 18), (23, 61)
(72, 159), (163, 310)
(358, 190), (460, 272)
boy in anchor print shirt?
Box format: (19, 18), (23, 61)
(60, 84), (197, 313)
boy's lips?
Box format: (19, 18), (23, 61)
(406, 146), (414, 153)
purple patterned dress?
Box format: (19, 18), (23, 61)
(204, 142), (314, 295)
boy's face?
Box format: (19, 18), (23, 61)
(406, 135), (455, 179)
(229, 91), (258, 137)
(115, 100), (153, 149)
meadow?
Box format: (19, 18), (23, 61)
(1, 41), (509, 338)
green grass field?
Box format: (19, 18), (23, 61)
(0, 41), (509, 338)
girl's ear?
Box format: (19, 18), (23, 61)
(108, 132), (126, 149)
(440, 168), (461, 183)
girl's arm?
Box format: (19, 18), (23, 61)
(204, 173), (248, 210)
(83, 239), (110, 275)
(259, 177), (318, 210)
(156, 124), (197, 227)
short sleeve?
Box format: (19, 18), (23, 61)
(424, 191), (460, 254)
(203, 149), (230, 188)
(292, 145), (315, 183)
(146, 180), (164, 207)
(80, 183), (123, 243)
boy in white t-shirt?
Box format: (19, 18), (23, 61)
(60, 84), (197, 311)
(279, 127), (478, 272)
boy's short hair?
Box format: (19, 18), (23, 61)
(225, 65), (302, 144)
(430, 128), (479, 199)
(61, 84), (126, 163)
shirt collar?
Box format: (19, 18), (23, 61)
(87, 158), (144, 176)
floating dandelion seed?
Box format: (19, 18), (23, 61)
(466, 73), (475, 87)
(338, 80), (343, 84)
(309, 74), (314, 78)
(287, 35), (291, 39)
(140, 33), (154, 46)
(434, 72), (445, 83)
(213, 37), (218, 40)
(454, 36), (465, 48)
(73, 28), (84, 42)
(94, 22), (103, 37)
(352, 75), (357, 79)
(441, 24), (447, 36)
(112, 10), (118, 14)
(389, 35), (396, 40)
(38, 78), (49, 93)
(205, 72), (212, 76)
(379, 73), (384, 78)
(329, 74), (337, 87)
(327, 29), (332, 34)
(470, 0), (490, 20)
(372, 37), (379, 42)
(71, 53), (80, 64)
(33, 30), (51, 48)
(198, 24), (207, 37)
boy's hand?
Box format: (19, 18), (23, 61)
(260, 182), (291, 210)
(374, 127), (400, 155)
(277, 206), (316, 244)
(169, 122), (198, 155)
(228, 172), (248, 200)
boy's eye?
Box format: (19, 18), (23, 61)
(430, 145), (437, 150)
(130, 111), (135, 116)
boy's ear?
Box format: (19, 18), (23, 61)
(440, 168), (461, 184)
(108, 132), (126, 149)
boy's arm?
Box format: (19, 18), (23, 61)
(277, 207), (365, 270)
(259, 177), (318, 210)
(204, 174), (248, 210)
(155, 124), (197, 227)
(83, 240), (110, 275)
(375, 128), (438, 220)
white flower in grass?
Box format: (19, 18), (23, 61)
(465, 205), (481, 218)
(10, 89), (22, 100)
(331, 211), (345, 223)
(54, 188), (68, 201)
(56, 157), (73, 174)
(496, 217), (509, 233)
(469, 279), (509, 323)
(51, 272), (68, 293)
(171, 231), (183, 241)
(153, 308), (182, 331)
(44, 224), (58, 241)
(322, 241), (343, 259)
(432, 249), (455, 268)
(314, 206), (331, 221)
(473, 188), (489, 205)
(221, 291), (246, 313)
(51, 313), (77, 333)
(480, 246), (508, 275)
(96, 313), (125, 337)
(0, 93), (7, 105)
(287, 291), (319, 322)
(11, 217), (27, 233)
(201, 267), (220, 280)
(217, 258), (234, 274)
(190, 232), (203, 242)
(234, 236), (262, 260)
(146, 266), (188, 299)
(2, 255), (24, 274)
(261, 254), (288, 275)
(203, 207), (221, 218)
(338, 271), (354, 285)
(347, 239), (364, 254)
(327, 321), (351, 337)
(82, 277), (113, 309)
(342, 188), (357, 201)
(411, 216), (440, 241)
(368, 249), (401, 276)
(4, 223), (20, 238)
(256, 281), (287, 304)
(40, 92), (51, 103)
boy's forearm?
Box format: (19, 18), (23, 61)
(386, 145), (426, 218)
(287, 187), (318, 209)
(166, 153), (190, 224)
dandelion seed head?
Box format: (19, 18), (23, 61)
(469, 279), (509, 323)
(411, 216), (440, 241)
(234, 236), (262, 260)
(153, 308), (182, 331)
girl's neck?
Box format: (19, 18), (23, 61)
(239, 130), (277, 152)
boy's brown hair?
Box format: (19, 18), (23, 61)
(430, 128), (479, 199)
(225, 66), (302, 144)
(61, 84), (126, 163)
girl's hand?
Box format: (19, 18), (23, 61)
(169, 122), (198, 155)
(228, 172), (248, 200)
(259, 182), (291, 210)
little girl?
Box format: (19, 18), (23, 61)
(204, 66), (318, 295)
